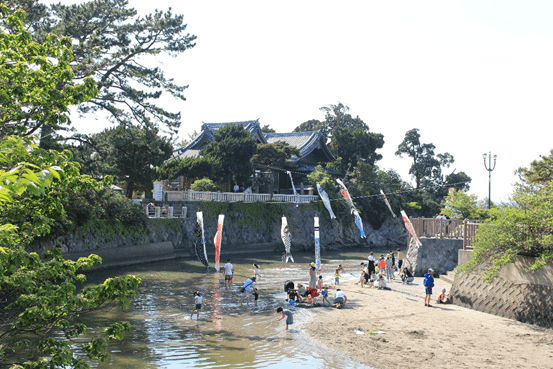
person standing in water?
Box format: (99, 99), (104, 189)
(224, 259), (234, 288)
(280, 252), (286, 269)
(276, 307), (293, 330)
(190, 291), (203, 320)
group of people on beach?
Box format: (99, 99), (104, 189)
(190, 251), (450, 326)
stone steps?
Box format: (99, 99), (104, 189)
(439, 271), (456, 285)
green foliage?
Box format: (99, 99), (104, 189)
(73, 125), (173, 198)
(199, 201), (287, 232)
(305, 166), (351, 224)
(461, 151), (553, 280)
(252, 141), (300, 168)
(190, 178), (221, 192)
(157, 156), (221, 189)
(395, 128), (471, 215)
(0, 4), (98, 138)
(47, 186), (148, 238)
(152, 218), (182, 233)
(201, 124), (257, 191)
(37, 0), (197, 135)
(292, 119), (324, 133)
(441, 189), (488, 219)
(0, 136), (141, 368)
(260, 124), (276, 133)
(331, 126), (384, 172)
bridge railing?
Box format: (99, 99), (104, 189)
(409, 217), (484, 250)
(164, 190), (318, 204)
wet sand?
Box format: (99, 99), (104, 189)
(303, 277), (553, 369)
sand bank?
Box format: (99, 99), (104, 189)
(304, 277), (553, 369)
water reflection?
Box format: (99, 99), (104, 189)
(79, 251), (377, 369)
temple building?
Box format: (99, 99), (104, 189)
(170, 119), (339, 193)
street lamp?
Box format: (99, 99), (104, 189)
(483, 152), (497, 209)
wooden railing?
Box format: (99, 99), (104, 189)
(409, 217), (484, 250)
(164, 190), (318, 204)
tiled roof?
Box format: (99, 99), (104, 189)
(265, 131), (334, 160)
(169, 120), (335, 166)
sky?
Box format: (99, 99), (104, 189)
(45, 0), (553, 204)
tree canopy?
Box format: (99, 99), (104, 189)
(5, 0), (196, 147)
(461, 149), (553, 280)
(0, 5), (97, 138)
(251, 141), (300, 168)
(74, 124), (173, 198)
(0, 6), (140, 366)
(201, 124), (257, 191)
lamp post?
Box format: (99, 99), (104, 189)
(482, 152), (497, 209)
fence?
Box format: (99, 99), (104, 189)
(146, 206), (187, 219)
(409, 217), (484, 250)
(164, 190), (318, 204)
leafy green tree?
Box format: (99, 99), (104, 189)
(461, 151), (553, 280)
(0, 137), (141, 368)
(201, 124), (257, 191)
(50, 0), (196, 134)
(441, 189), (487, 219)
(261, 124), (276, 133)
(84, 125), (173, 198)
(10, 0), (196, 146)
(306, 165), (349, 220)
(331, 126), (384, 172)
(395, 128), (471, 215)
(157, 156), (221, 189)
(251, 141), (300, 168)
(0, 7), (140, 367)
(0, 5), (97, 138)
(190, 177), (220, 192)
(395, 128), (443, 189)
(292, 119), (323, 133)
(295, 103), (384, 174)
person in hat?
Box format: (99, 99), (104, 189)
(309, 262), (317, 289)
(423, 269), (435, 307)
(437, 288), (451, 304)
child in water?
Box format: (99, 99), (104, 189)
(334, 268), (340, 287)
(280, 252), (286, 269)
(276, 307), (293, 330)
(190, 291), (203, 320)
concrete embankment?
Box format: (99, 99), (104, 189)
(451, 250), (553, 328)
(29, 202), (409, 270)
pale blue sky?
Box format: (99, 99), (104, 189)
(45, 0), (553, 203)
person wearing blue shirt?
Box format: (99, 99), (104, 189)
(424, 269), (435, 307)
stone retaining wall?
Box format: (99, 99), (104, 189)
(28, 203), (408, 267)
(405, 237), (464, 277)
(451, 251), (553, 328)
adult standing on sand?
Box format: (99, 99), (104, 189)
(367, 252), (376, 275)
(309, 262), (317, 289)
(397, 248), (405, 270)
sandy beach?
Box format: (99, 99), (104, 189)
(303, 277), (553, 369)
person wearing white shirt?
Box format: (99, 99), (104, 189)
(224, 259), (234, 288)
(332, 289), (347, 308)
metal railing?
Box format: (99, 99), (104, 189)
(409, 217), (484, 250)
(164, 190), (318, 204)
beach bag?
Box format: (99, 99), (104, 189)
(240, 287), (245, 293)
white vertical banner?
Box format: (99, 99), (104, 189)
(314, 216), (321, 271)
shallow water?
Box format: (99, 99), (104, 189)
(77, 250), (391, 368)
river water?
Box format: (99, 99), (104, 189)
(78, 250), (389, 369)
